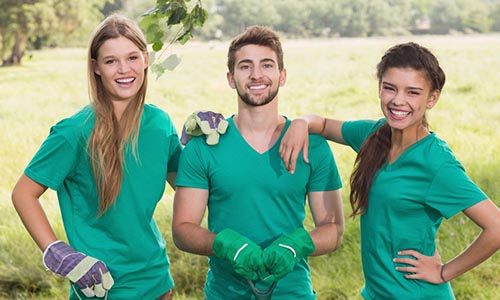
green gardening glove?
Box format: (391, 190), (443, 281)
(261, 228), (315, 284)
(212, 229), (263, 281)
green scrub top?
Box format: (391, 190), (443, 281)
(342, 119), (487, 300)
(176, 117), (342, 300)
(25, 104), (182, 299)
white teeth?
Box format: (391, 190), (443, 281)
(391, 109), (410, 116)
(249, 85), (266, 90)
(116, 78), (134, 83)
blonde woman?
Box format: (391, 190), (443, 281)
(12, 14), (180, 300)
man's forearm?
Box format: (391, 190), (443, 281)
(172, 223), (216, 256)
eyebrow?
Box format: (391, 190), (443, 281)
(101, 51), (141, 61)
(382, 81), (424, 91)
(237, 58), (276, 65)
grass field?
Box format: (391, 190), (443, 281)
(1, 34), (500, 299)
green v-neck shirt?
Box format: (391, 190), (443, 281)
(176, 116), (342, 300)
(342, 118), (487, 300)
(26, 104), (182, 299)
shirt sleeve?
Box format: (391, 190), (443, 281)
(175, 137), (209, 190)
(306, 135), (343, 192)
(25, 123), (79, 191)
(341, 119), (386, 152)
(426, 160), (488, 219)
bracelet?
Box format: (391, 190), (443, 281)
(440, 264), (447, 283)
(320, 118), (327, 135)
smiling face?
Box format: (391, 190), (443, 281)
(379, 67), (439, 134)
(227, 44), (286, 107)
(92, 36), (148, 106)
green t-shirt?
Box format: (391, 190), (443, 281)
(25, 104), (182, 300)
(175, 117), (342, 300)
(342, 119), (487, 300)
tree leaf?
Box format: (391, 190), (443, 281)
(168, 6), (187, 25)
(160, 54), (181, 71)
(150, 63), (166, 80)
(152, 41), (164, 52)
(176, 30), (192, 44)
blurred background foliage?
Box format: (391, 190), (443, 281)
(1, 0), (500, 66)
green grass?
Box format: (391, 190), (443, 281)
(1, 35), (500, 299)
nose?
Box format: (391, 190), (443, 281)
(117, 60), (130, 73)
(391, 91), (405, 105)
(250, 66), (264, 79)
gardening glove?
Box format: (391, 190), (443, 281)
(212, 229), (263, 281)
(43, 240), (114, 298)
(261, 228), (315, 284)
(180, 111), (228, 145)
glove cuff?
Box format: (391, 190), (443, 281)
(213, 228), (244, 259)
(289, 228), (315, 257)
(42, 240), (66, 270)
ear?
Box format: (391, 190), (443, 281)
(426, 89), (440, 109)
(143, 51), (149, 68)
(279, 68), (287, 86)
(92, 59), (100, 76)
(226, 71), (236, 89)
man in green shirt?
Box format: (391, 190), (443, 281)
(173, 25), (345, 300)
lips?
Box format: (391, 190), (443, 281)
(115, 77), (135, 84)
(389, 108), (410, 119)
(249, 84), (268, 90)
(247, 80), (270, 94)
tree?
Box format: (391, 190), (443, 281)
(215, 0), (279, 37)
(456, 0), (491, 33)
(341, 0), (371, 37)
(140, 0), (208, 77)
(0, 0), (108, 66)
(273, 1), (315, 37)
(429, 0), (461, 34)
(491, 1), (500, 31)
(366, 0), (412, 36)
(101, 0), (125, 16)
(142, 0), (500, 54)
(0, 0), (36, 65)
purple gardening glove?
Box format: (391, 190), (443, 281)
(180, 111), (228, 145)
(43, 241), (114, 298)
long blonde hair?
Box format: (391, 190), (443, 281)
(87, 14), (148, 215)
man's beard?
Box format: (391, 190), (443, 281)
(236, 83), (280, 107)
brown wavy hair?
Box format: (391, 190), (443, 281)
(227, 25), (284, 73)
(349, 42), (446, 217)
(87, 14), (148, 215)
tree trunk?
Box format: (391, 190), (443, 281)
(2, 28), (26, 66)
